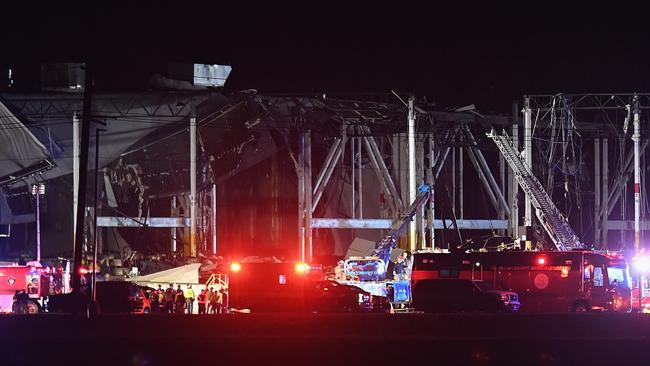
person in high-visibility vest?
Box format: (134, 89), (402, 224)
(185, 285), (195, 314)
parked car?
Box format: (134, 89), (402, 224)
(412, 279), (520, 313)
(47, 281), (150, 314)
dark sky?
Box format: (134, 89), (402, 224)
(3, 4), (650, 113)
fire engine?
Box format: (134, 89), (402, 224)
(412, 250), (632, 312)
(0, 263), (69, 313)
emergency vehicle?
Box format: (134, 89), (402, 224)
(631, 252), (650, 312)
(412, 250), (632, 313)
(0, 263), (68, 313)
(227, 260), (323, 312)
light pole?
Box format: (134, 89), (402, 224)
(31, 183), (45, 263)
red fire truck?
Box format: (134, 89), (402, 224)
(0, 264), (67, 313)
(412, 250), (632, 313)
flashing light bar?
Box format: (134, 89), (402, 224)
(295, 262), (310, 273)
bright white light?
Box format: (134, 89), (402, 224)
(634, 256), (650, 273)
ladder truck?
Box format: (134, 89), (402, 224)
(487, 129), (585, 251)
(339, 184), (432, 308)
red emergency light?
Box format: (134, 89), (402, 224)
(537, 257), (546, 265)
(230, 262), (241, 272)
(295, 262), (309, 274)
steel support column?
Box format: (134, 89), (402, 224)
(602, 138), (609, 248)
(212, 184), (217, 255)
(358, 137), (363, 218)
(605, 139), (649, 216)
(73, 112), (80, 239)
(351, 136), (356, 218)
(633, 97), (641, 253)
(298, 133), (306, 262)
(426, 133), (435, 249)
(363, 137), (397, 213)
(367, 137), (404, 210)
(595, 138), (601, 246)
(171, 197), (177, 252)
(190, 108), (197, 257)
(464, 126), (510, 217)
(305, 131), (313, 262)
(524, 97), (532, 227)
(312, 137), (345, 212)
(408, 96), (417, 252)
(458, 147), (465, 219)
(509, 121), (519, 236)
(465, 146), (499, 213)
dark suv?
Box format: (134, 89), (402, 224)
(412, 279), (520, 313)
(47, 281), (150, 314)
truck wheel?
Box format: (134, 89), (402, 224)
(26, 300), (41, 314)
(572, 301), (589, 313)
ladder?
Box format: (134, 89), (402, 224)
(487, 129), (584, 251)
(205, 273), (229, 289)
(373, 184), (432, 264)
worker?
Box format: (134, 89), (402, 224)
(215, 288), (224, 314)
(175, 285), (185, 314)
(185, 284), (195, 314)
(164, 284), (175, 313)
(393, 254), (407, 281)
(150, 287), (160, 313)
(206, 287), (214, 314)
(197, 289), (207, 314)
(14, 290), (28, 314)
(220, 288), (229, 314)
(209, 287), (219, 314)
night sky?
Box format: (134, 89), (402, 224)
(3, 5), (650, 113)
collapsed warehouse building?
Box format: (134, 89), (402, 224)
(1, 64), (647, 267)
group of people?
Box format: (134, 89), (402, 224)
(196, 287), (228, 314)
(149, 284), (228, 314)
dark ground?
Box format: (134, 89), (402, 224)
(1, 313), (649, 366)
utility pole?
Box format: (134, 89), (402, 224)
(72, 61), (93, 294)
(408, 95), (417, 252)
(633, 95), (641, 254)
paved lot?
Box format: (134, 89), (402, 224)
(1, 313), (649, 365)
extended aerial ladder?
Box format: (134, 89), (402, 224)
(487, 129), (584, 251)
(343, 184), (432, 281)
(372, 184), (432, 270)
(340, 184), (431, 305)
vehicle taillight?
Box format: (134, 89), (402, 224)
(537, 257), (545, 265)
(230, 262), (241, 272)
(295, 262), (309, 273)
